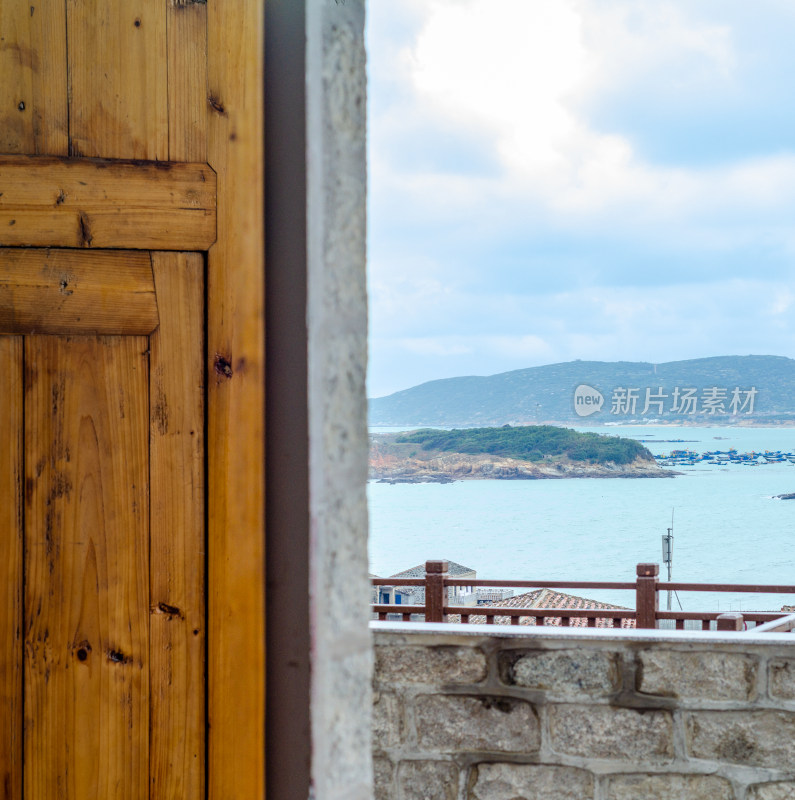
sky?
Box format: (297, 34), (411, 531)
(366, 0), (795, 398)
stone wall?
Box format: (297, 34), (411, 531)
(373, 624), (795, 800)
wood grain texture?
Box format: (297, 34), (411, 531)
(66, 0), (167, 159)
(24, 336), (150, 800)
(167, 0), (207, 162)
(0, 248), (158, 335)
(149, 252), (205, 800)
(207, 0), (266, 797)
(0, 337), (23, 800)
(0, 156), (216, 250)
(0, 0), (68, 155)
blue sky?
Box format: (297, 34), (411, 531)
(366, 0), (795, 398)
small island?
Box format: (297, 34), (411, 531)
(370, 425), (675, 483)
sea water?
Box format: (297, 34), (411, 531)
(368, 425), (795, 612)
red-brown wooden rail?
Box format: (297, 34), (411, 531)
(371, 561), (795, 630)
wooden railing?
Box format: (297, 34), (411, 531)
(750, 613), (795, 633)
(371, 560), (795, 631)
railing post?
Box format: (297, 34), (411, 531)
(425, 559), (449, 623)
(636, 563), (659, 629)
(717, 613), (744, 631)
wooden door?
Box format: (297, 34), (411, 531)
(0, 1), (265, 799)
(1, 250), (205, 800)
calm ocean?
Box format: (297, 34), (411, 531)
(368, 425), (795, 613)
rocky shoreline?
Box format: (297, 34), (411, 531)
(369, 449), (676, 484)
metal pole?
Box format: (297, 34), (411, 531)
(667, 539), (672, 611)
(662, 519), (673, 612)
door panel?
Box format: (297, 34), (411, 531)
(0, 0), (68, 156)
(0, 248), (159, 335)
(0, 250), (205, 800)
(24, 336), (150, 800)
(149, 252), (205, 799)
(0, 337), (23, 800)
(0, 158), (217, 251)
(67, 0), (168, 160)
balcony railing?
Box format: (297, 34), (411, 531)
(371, 560), (795, 631)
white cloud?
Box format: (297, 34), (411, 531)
(396, 336), (474, 358)
(579, 1), (735, 89)
(365, 1), (795, 395)
(369, 277), (795, 394)
(770, 290), (793, 316)
(391, 333), (555, 363)
(410, 0), (588, 173)
(379, 0), (795, 225)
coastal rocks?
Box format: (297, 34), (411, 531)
(369, 448), (674, 483)
(775, 492), (795, 500)
(377, 474), (454, 484)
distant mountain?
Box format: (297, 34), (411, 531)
(368, 356), (795, 427)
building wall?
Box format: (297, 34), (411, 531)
(373, 625), (795, 800)
(307, 1), (372, 799)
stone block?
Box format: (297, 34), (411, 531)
(375, 645), (487, 686)
(605, 773), (734, 800)
(639, 649), (757, 701)
(503, 649), (620, 698)
(748, 782), (795, 800)
(468, 762), (594, 800)
(415, 694), (539, 754)
(374, 691), (403, 749)
(769, 660), (795, 700)
(374, 757), (394, 800)
(687, 711), (795, 768)
(397, 760), (459, 800)
(549, 705), (673, 762)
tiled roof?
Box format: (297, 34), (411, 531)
(447, 588), (635, 628)
(390, 561), (476, 579)
(488, 589), (545, 608)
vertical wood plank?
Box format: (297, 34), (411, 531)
(167, 0), (207, 162)
(66, 0), (167, 159)
(207, 0), (266, 796)
(0, 337), (23, 800)
(0, 0), (68, 155)
(149, 252), (205, 799)
(24, 336), (150, 800)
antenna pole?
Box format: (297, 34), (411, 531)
(662, 509), (674, 612)
(666, 533), (672, 611)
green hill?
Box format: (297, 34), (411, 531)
(369, 355), (795, 427)
(392, 426), (652, 465)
